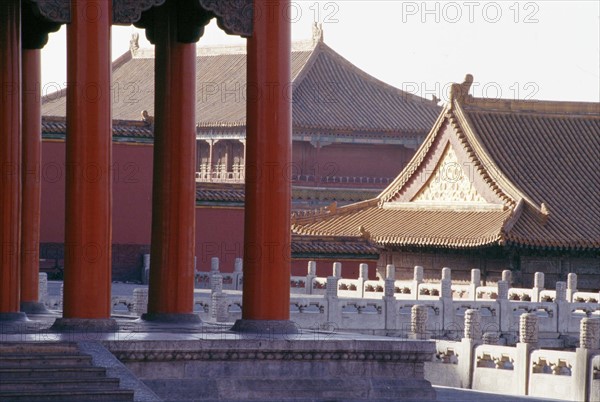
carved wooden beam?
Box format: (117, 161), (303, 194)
(113, 0), (166, 25)
(23, 0), (63, 49)
(25, 0), (70, 23)
(198, 0), (252, 37)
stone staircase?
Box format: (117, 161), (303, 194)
(0, 342), (134, 402)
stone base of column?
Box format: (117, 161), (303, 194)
(20, 301), (50, 315)
(0, 312), (28, 322)
(141, 312), (201, 324)
(51, 318), (119, 332)
(231, 319), (299, 334)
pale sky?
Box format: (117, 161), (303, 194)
(41, 1), (600, 103)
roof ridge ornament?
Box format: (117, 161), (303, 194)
(312, 22), (324, 45)
(130, 32), (140, 55)
(449, 74), (474, 109)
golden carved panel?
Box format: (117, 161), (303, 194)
(412, 144), (487, 203)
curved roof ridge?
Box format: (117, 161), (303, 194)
(377, 107), (451, 203)
(315, 42), (439, 108)
(462, 96), (600, 116)
(452, 96), (542, 213)
(291, 198), (378, 227)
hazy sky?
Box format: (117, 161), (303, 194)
(41, 1), (599, 103)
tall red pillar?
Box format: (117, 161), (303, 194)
(143, 0), (199, 323)
(21, 48), (47, 314)
(52, 0), (116, 330)
(0, 0), (26, 322)
(232, 0), (296, 333)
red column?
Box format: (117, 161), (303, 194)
(233, 0), (295, 333)
(53, 0), (115, 330)
(0, 0), (26, 321)
(143, 1), (199, 323)
(21, 48), (47, 314)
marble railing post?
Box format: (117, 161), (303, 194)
(516, 313), (538, 395)
(460, 309), (482, 388)
(441, 267), (453, 330)
(38, 273), (48, 307)
(567, 273), (577, 302)
(133, 288), (148, 316)
(497, 279), (511, 333)
(384, 264), (396, 330)
(233, 257), (243, 290)
(358, 263), (369, 298)
(555, 281), (568, 334)
(210, 273), (227, 322)
(412, 266), (424, 300)
(142, 254), (150, 285)
(469, 269), (481, 301)
(211, 257), (220, 275)
(410, 304), (428, 340)
(533, 272), (545, 302)
(573, 317), (600, 401)
(306, 261), (316, 295)
(502, 270), (512, 286)
(326, 262), (342, 323)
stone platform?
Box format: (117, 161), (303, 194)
(1, 315), (436, 401)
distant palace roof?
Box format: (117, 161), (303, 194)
(42, 30), (440, 142)
(292, 76), (600, 251)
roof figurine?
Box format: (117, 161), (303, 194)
(292, 75), (600, 251)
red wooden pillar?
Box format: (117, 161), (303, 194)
(232, 0), (296, 333)
(21, 48), (47, 314)
(52, 0), (116, 330)
(0, 0), (26, 322)
(142, 0), (199, 323)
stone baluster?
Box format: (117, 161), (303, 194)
(326, 262), (340, 299)
(516, 312), (538, 394)
(38, 273), (48, 306)
(210, 273), (228, 322)
(412, 266), (424, 299)
(306, 260), (317, 295)
(384, 264), (395, 299)
(464, 309), (482, 341)
(133, 288), (148, 316)
(233, 257), (243, 290)
(441, 267), (452, 299)
(502, 269), (512, 286)
(142, 253), (150, 284)
(410, 305), (428, 340)
(580, 318), (600, 350)
(60, 283), (64, 309)
(567, 273), (577, 302)
(358, 263), (369, 298)
(555, 281), (568, 334)
(519, 312), (538, 345)
(574, 317), (600, 401)
(327, 262), (342, 323)
(469, 269), (481, 301)
(440, 267), (453, 330)
(460, 308), (483, 388)
(211, 256), (220, 274)
(496, 279), (510, 332)
(533, 272), (544, 302)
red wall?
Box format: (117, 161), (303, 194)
(40, 140), (154, 245)
(291, 259), (378, 279)
(195, 207), (244, 272)
(40, 140), (382, 280)
(292, 141), (414, 180)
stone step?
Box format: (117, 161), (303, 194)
(0, 389), (134, 402)
(0, 366), (107, 380)
(0, 354), (93, 367)
(0, 378), (120, 392)
(0, 342), (79, 355)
